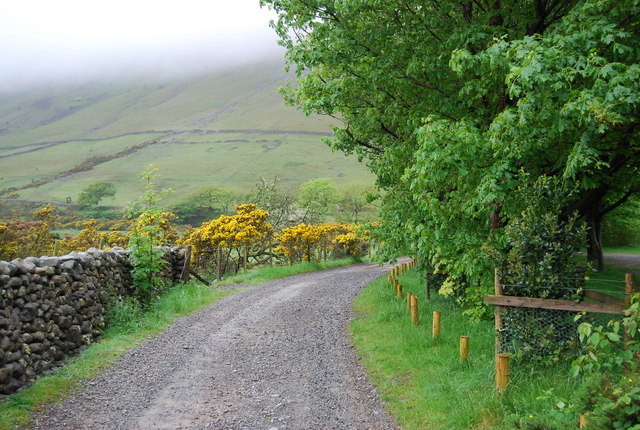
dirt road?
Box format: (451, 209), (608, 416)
(30, 263), (399, 430)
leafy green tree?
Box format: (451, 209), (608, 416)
(262, 0), (640, 287)
(337, 182), (376, 224)
(297, 178), (340, 223)
(77, 181), (116, 207)
(246, 177), (296, 230)
(171, 185), (241, 226)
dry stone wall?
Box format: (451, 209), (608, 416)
(0, 246), (189, 395)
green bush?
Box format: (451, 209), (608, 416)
(570, 293), (640, 429)
(498, 177), (589, 362)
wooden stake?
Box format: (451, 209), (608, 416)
(432, 311), (441, 338)
(624, 273), (635, 308)
(407, 292), (412, 311)
(579, 413), (588, 429)
(180, 245), (192, 281)
(496, 353), (509, 391)
(460, 336), (469, 361)
(410, 294), (419, 325)
(216, 246), (222, 281)
(397, 283), (403, 299)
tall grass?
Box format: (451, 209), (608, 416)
(351, 269), (580, 429)
(0, 282), (235, 430)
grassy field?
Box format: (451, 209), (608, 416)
(0, 58), (373, 207)
(350, 264), (636, 429)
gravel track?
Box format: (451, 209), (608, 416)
(29, 263), (399, 430)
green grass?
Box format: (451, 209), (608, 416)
(0, 282), (235, 430)
(350, 269), (582, 429)
(219, 257), (367, 285)
(0, 58), (373, 206)
(604, 245), (640, 255)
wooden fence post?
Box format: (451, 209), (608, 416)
(53, 239), (60, 256)
(410, 294), (419, 325)
(496, 353), (509, 391)
(494, 268), (504, 355)
(397, 283), (403, 299)
(460, 336), (469, 361)
(407, 292), (412, 311)
(624, 273), (636, 308)
(432, 311), (441, 338)
(579, 413), (588, 429)
(216, 246), (222, 281)
(244, 244), (249, 274)
(180, 245), (192, 281)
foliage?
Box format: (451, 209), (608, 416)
(602, 197), (640, 247)
(0, 205), (59, 259)
(126, 165), (174, 217)
(128, 213), (170, 304)
(77, 181), (117, 207)
(127, 167), (175, 304)
(171, 185), (241, 226)
(263, 0), (640, 301)
(297, 178), (340, 223)
(181, 204), (273, 276)
(492, 177), (589, 361)
(0, 222), (18, 261)
(274, 222), (367, 263)
(337, 182), (377, 224)
(246, 177), (297, 230)
(58, 219), (102, 253)
(570, 293), (640, 429)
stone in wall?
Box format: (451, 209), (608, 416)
(0, 246), (188, 395)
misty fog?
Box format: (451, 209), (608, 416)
(0, 0), (283, 93)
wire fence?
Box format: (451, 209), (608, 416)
(487, 270), (636, 360)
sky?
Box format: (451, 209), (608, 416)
(0, 0), (283, 91)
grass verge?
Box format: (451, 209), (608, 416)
(350, 269), (582, 429)
(604, 245), (640, 255)
(0, 282), (235, 430)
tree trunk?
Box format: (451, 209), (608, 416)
(585, 207), (604, 271)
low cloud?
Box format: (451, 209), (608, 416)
(0, 0), (283, 92)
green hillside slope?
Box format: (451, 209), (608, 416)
(0, 60), (372, 207)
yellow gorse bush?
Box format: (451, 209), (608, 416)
(181, 204), (272, 256)
(275, 222), (368, 263)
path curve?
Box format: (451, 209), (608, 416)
(30, 263), (398, 430)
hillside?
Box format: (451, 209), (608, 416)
(0, 59), (373, 207)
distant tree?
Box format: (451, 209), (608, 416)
(338, 182), (376, 224)
(171, 185), (241, 226)
(297, 178), (340, 223)
(77, 181), (116, 207)
(246, 177), (296, 230)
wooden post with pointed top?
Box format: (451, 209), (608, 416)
(432, 311), (441, 338)
(460, 336), (469, 361)
(624, 273), (635, 308)
(216, 246), (222, 281)
(496, 353), (509, 391)
(410, 294), (419, 325)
